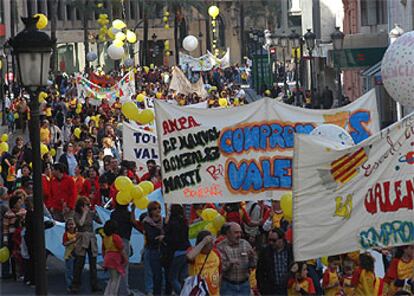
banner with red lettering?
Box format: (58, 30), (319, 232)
(293, 112), (414, 261)
(154, 89), (379, 204)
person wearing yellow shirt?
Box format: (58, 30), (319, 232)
(351, 253), (382, 296)
(322, 256), (341, 296)
(384, 245), (414, 295)
(287, 262), (316, 296)
(187, 230), (221, 296)
(40, 120), (51, 145)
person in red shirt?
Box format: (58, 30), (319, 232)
(42, 163), (53, 209)
(287, 262), (316, 295)
(100, 99), (111, 115)
(49, 163), (77, 222)
(81, 167), (101, 208)
(140, 159), (156, 181)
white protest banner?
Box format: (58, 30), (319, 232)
(207, 48), (230, 69)
(154, 89), (380, 204)
(77, 71), (135, 105)
(169, 67), (208, 98)
(292, 112), (414, 261)
(179, 52), (213, 71)
(123, 122), (159, 173)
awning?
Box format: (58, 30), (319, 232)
(361, 61), (382, 77)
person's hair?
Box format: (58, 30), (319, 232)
(169, 204), (186, 224)
(75, 196), (90, 214)
(359, 253), (375, 272)
(395, 245), (411, 259)
(328, 255), (341, 263)
(289, 261), (307, 277)
(146, 159), (156, 166)
(147, 201), (161, 217)
(118, 166), (129, 176)
(220, 223), (231, 235)
(53, 162), (66, 173)
(196, 230), (212, 245)
(225, 202), (240, 213)
(65, 218), (76, 231)
(9, 193), (22, 209)
(270, 227), (285, 240)
(103, 220), (118, 236)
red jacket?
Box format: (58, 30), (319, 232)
(81, 177), (101, 208)
(42, 175), (52, 209)
(49, 174), (77, 211)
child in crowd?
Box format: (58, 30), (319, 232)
(341, 256), (355, 295)
(351, 253), (379, 296)
(62, 218), (77, 291)
(384, 245), (414, 295)
(322, 255), (341, 296)
(102, 220), (127, 296)
(5, 157), (17, 192)
(287, 262), (316, 295)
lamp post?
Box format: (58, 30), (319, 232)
(289, 29), (301, 105)
(389, 24), (404, 120)
(9, 17), (54, 295)
(331, 26), (345, 106)
(1, 44), (11, 126)
(280, 34), (288, 97)
(304, 28), (316, 97)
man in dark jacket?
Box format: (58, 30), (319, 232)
(256, 228), (293, 295)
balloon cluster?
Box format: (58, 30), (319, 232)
(97, 13), (110, 42)
(40, 143), (49, 157)
(34, 13), (48, 30)
(200, 208), (226, 236)
(208, 5), (220, 56)
(115, 176), (155, 209)
(164, 40), (171, 57)
(121, 101), (155, 125)
(0, 134), (9, 157)
(163, 10), (170, 30)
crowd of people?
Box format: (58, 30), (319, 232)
(0, 64), (413, 296)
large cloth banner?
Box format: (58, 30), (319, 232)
(76, 71), (135, 105)
(154, 90), (379, 204)
(123, 121), (159, 174)
(169, 67), (208, 98)
(292, 112), (414, 261)
(207, 48), (230, 69)
(179, 52), (213, 71)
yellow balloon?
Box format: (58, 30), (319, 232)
(0, 142), (9, 153)
(74, 127), (81, 139)
(29, 162), (32, 169)
(150, 63), (154, 69)
(0, 246), (10, 263)
(136, 109), (155, 125)
(40, 143), (49, 156)
(50, 148), (56, 157)
(126, 30), (137, 44)
(136, 93), (145, 102)
(121, 102), (139, 120)
(156, 92), (162, 99)
(13, 113), (19, 119)
(162, 16), (168, 23)
(212, 214), (225, 231)
(321, 256), (329, 266)
(34, 13), (48, 29)
(201, 208), (219, 222)
(164, 11), (170, 17)
(143, 66), (150, 74)
(75, 108), (82, 114)
(1, 134), (8, 142)
(130, 185), (144, 200)
(115, 32), (126, 41)
(0, 60), (2, 70)
(164, 24), (170, 30)
(116, 190), (132, 205)
(218, 98), (228, 107)
(280, 192), (293, 222)
(204, 222), (218, 236)
(264, 89), (272, 96)
(38, 91), (48, 102)
(112, 19), (126, 30)
(107, 27), (115, 39)
(113, 39), (124, 48)
(138, 181), (154, 196)
(208, 5), (220, 19)
(134, 196), (149, 210)
(114, 176), (133, 192)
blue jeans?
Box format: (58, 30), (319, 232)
(168, 254), (188, 294)
(144, 248), (162, 295)
(65, 258), (75, 289)
(221, 279), (250, 296)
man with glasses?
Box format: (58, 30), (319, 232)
(256, 228), (293, 295)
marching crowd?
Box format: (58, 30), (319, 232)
(0, 64), (413, 296)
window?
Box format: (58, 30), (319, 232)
(130, 0), (137, 20)
(361, 0), (387, 26)
(66, 1), (72, 20)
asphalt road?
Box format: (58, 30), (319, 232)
(1, 255), (146, 295)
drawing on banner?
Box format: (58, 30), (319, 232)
(155, 89), (379, 204)
(293, 112), (414, 261)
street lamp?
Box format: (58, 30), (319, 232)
(280, 34), (289, 96)
(331, 26), (345, 106)
(9, 16), (54, 295)
(304, 28), (316, 97)
(289, 29), (302, 105)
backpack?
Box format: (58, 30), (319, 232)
(180, 253), (211, 296)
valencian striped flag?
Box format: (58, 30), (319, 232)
(330, 147), (369, 185)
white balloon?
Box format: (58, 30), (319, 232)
(382, 31), (414, 108)
(86, 52), (98, 62)
(124, 58), (134, 67)
(310, 124), (355, 147)
(107, 44), (125, 60)
(182, 35), (199, 52)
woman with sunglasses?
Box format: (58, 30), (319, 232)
(142, 201), (164, 296)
